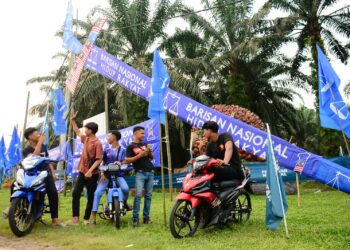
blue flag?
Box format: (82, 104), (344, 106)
(6, 127), (22, 176)
(41, 108), (50, 146)
(0, 136), (8, 185)
(266, 125), (288, 231)
(52, 88), (67, 135)
(148, 49), (170, 124)
(317, 44), (350, 137)
(63, 0), (82, 54)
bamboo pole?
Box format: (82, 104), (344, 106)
(21, 91), (30, 147)
(289, 136), (301, 208)
(104, 80), (109, 133)
(296, 173), (301, 208)
(158, 116), (167, 226)
(165, 114), (173, 201)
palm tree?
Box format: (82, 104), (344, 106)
(83, 0), (182, 127)
(268, 0), (350, 93)
(281, 106), (320, 153)
(161, 0), (310, 135)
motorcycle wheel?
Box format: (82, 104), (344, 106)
(169, 200), (199, 238)
(8, 197), (35, 237)
(233, 190), (252, 223)
(113, 197), (120, 229)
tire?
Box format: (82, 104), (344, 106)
(8, 198), (35, 237)
(113, 197), (120, 229)
(233, 189), (252, 223)
(169, 200), (199, 239)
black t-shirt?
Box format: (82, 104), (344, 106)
(22, 145), (49, 171)
(126, 142), (154, 172)
(206, 132), (241, 168)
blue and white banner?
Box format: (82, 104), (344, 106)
(48, 119), (161, 174)
(48, 143), (67, 162)
(83, 46), (350, 194)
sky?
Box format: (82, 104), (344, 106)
(0, 0), (349, 145)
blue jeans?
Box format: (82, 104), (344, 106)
(133, 171), (154, 220)
(92, 177), (130, 213)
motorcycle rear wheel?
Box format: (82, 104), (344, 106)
(170, 200), (199, 238)
(233, 190), (252, 223)
(113, 197), (120, 229)
(8, 197), (35, 237)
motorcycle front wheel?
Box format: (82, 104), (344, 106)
(8, 197), (35, 237)
(113, 197), (120, 229)
(169, 200), (199, 238)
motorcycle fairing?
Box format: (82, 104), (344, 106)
(176, 193), (202, 208)
(183, 173), (215, 193)
(108, 188), (123, 203)
(11, 190), (35, 203)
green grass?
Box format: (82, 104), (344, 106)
(0, 183), (349, 250)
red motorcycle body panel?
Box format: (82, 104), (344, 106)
(182, 173), (215, 193)
(194, 192), (220, 207)
(176, 192), (202, 208)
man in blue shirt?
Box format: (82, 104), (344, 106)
(90, 130), (131, 225)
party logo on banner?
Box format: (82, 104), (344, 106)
(164, 91), (181, 116)
(293, 153), (311, 173)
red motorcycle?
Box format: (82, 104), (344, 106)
(170, 155), (252, 238)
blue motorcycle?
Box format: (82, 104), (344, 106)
(97, 163), (130, 229)
(8, 156), (50, 237)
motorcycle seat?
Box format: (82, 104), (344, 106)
(213, 180), (241, 189)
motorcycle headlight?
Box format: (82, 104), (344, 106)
(16, 169), (25, 186)
(30, 171), (48, 187)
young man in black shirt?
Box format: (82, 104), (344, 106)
(22, 127), (63, 227)
(125, 126), (154, 227)
(202, 121), (245, 182)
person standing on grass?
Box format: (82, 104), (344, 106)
(90, 130), (132, 225)
(70, 111), (103, 225)
(124, 126), (154, 227)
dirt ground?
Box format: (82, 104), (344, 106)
(0, 235), (59, 250)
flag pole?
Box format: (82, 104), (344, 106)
(158, 115), (167, 226)
(165, 113), (173, 201)
(188, 129), (194, 172)
(63, 7), (79, 196)
(289, 136), (301, 208)
(267, 124), (289, 236)
(295, 173), (301, 208)
(104, 79), (109, 133)
(21, 91), (30, 147)
(327, 86), (350, 155)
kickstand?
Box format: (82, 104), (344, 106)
(39, 218), (48, 226)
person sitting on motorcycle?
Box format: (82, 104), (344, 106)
(202, 121), (245, 182)
(21, 127), (64, 227)
(90, 130), (132, 225)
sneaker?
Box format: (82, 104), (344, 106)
(143, 218), (152, 224)
(132, 218), (139, 227)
